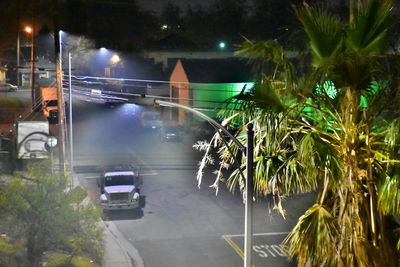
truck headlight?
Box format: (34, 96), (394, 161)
(132, 192), (139, 201)
(100, 194), (108, 203)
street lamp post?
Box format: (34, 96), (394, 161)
(29, 24), (35, 109)
(16, 26), (32, 87)
(17, 32), (20, 86)
(68, 52), (74, 187)
(55, 30), (66, 172)
(154, 99), (254, 267)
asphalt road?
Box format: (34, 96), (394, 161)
(72, 100), (315, 267)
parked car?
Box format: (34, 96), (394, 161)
(160, 126), (183, 142)
(0, 83), (18, 92)
(140, 111), (162, 129)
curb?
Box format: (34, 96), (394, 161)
(101, 220), (134, 267)
(103, 220), (145, 267)
(78, 179), (144, 267)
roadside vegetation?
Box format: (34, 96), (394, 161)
(196, 0), (400, 265)
(0, 161), (103, 267)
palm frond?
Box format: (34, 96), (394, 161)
(378, 173), (400, 215)
(283, 204), (339, 266)
(235, 39), (297, 86)
(347, 0), (393, 53)
(297, 131), (341, 188)
(293, 3), (343, 65)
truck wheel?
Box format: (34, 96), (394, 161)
(102, 209), (110, 220)
(139, 196), (146, 208)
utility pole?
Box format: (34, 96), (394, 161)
(53, 5), (66, 170)
(16, 0), (20, 87)
(30, 16), (35, 109)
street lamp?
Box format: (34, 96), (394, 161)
(16, 25), (33, 87)
(154, 99), (254, 267)
(24, 26), (32, 34)
(110, 54), (120, 65)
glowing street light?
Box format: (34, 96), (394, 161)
(110, 54), (120, 65)
(218, 41), (226, 49)
(17, 25), (33, 87)
(24, 26), (33, 34)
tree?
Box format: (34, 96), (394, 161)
(0, 161), (103, 266)
(196, 0), (400, 265)
(63, 35), (97, 75)
(160, 1), (182, 32)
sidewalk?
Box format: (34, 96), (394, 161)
(75, 175), (141, 267)
(102, 221), (134, 267)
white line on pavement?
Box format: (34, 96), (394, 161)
(222, 232), (289, 238)
(82, 173), (158, 179)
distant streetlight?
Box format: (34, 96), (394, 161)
(24, 26), (32, 34)
(218, 41), (226, 49)
(110, 54), (120, 65)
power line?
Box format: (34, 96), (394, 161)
(65, 76), (251, 93)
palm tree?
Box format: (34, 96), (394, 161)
(195, 0), (400, 265)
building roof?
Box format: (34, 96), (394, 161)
(171, 58), (253, 83)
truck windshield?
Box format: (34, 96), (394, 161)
(46, 100), (58, 107)
(105, 175), (134, 186)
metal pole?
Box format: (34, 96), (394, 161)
(56, 30), (66, 170)
(16, 0), (20, 87)
(68, 52), (74, 188)
(155, 99), (253, 267)
(59, 31), (62, 79)
(17, 32), (20, 87)
(244, 123), (254, 267)
(155, 100), (245, 151)
(30, 20), (35, 109)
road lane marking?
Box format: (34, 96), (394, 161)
(222, 236), (257, 267)
(222, 236), (244, 259)
(82, 173), (158, 179)
(222, 232), (290, 266)
(222, 232), (289, 238)
(128, 150), (158, 175)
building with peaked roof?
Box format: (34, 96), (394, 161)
(169, 59), (254, 125)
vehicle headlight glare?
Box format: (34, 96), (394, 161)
(100, 194), (108, 203)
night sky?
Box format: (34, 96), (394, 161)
(136, 0), (222, 13)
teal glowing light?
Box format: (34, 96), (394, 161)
(219, 42), (226, 49)
(192, 82), (255, 119)
(315, 80), (337, 99)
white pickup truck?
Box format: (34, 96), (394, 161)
(99, 170), (140, 210)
